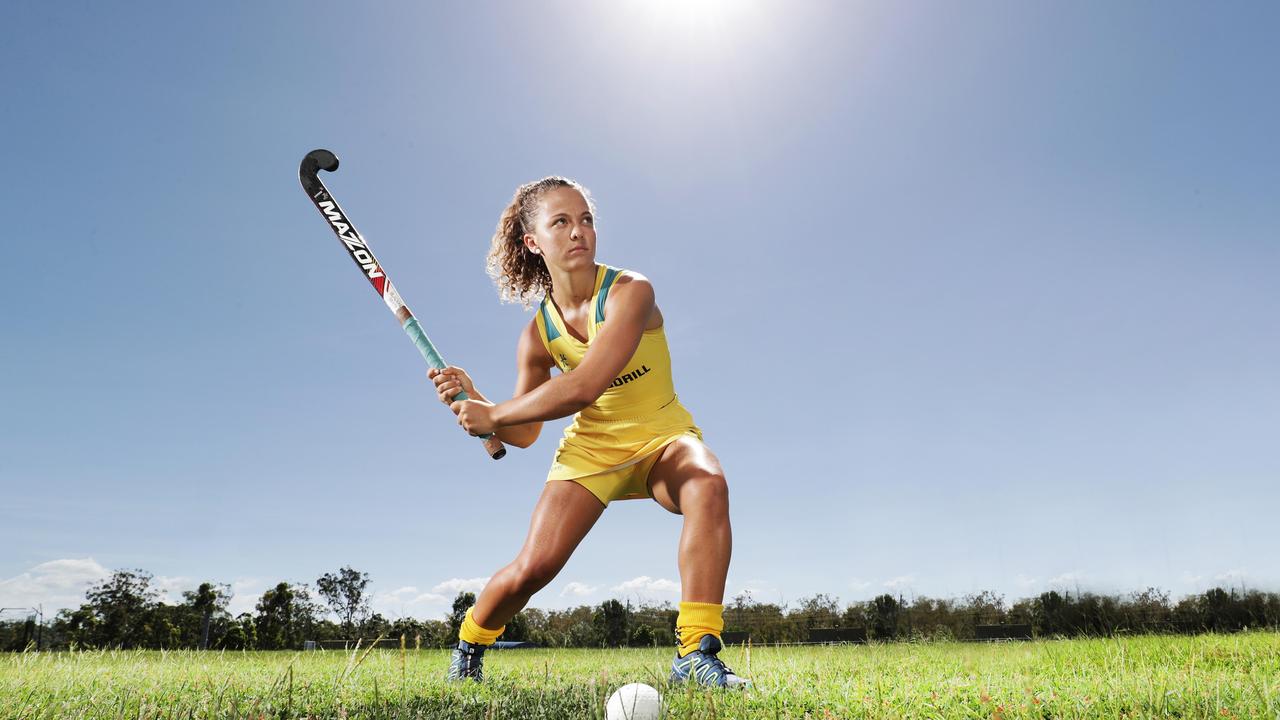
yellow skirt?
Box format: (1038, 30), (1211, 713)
(546, 395), (702, 506)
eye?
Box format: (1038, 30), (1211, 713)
(554, 217), (567, 226)
(583, 215), (594, 225)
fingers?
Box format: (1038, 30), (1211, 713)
(429, 367), (468, 406)
(429, 366), (457, 386)
(437, 380), (461, 402)
(430, 366), (463, 379)
(451, 400), (480, 436)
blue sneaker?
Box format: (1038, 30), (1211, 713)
(446, 639), (487, 682)
(669, 635), (751, 689)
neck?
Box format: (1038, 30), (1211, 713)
(549, 263), (599, 306)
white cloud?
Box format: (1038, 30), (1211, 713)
(226, 578), (261, 616)
(883, 574), (916, 589)
(731, 578), (782, 599)
(1047, 571), (1087, 587)
(1015, 574), (1039, 589)
(560, 582), (599, 598)
(369, 585), (450, 619)
(0, 558), (109, 613)
(153, 575), (194, 605)
(430, 577), (490, 595)
(384, 586), (420, 600)
(611, 576), (681, 597)
(1214, 568), (1248, 583)
(848, 578), (872, 591)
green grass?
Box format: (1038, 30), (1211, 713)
(3, 631), (1278, 719)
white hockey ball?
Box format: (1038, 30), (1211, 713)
(605, 682), (662, 720)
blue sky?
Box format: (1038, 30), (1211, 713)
(2, 1), (1277, 621)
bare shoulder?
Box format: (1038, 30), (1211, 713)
(518, 316), (555, 367)
(610, 270), (662, 328)
(612, 270), (655, 299)
(617, 269), (649, 285)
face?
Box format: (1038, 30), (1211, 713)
(523, 186), (596, 270)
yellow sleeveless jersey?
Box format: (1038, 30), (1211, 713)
(534, 264), (702, 480)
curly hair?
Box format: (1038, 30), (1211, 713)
(486, 176), (595, 306)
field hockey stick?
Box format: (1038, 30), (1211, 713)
(299, 148), (506, 460)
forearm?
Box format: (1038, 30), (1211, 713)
(496, 424), (538, 448)
(493, 372), (594, 427)
(457, 386), (539, 448)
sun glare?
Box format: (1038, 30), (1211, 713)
(637, 0), (744, 28)
(613, 0), (767, 41)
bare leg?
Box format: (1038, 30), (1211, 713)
(646, 436), (732, 603)
(471, 479), (605, 629)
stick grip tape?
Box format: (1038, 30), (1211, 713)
(402, 316), (507, 460)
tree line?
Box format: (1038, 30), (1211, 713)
(2, 567), (1276, 651)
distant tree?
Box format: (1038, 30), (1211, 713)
(1035, 591), (1068, 637)
(593, 599), (630, 647)
(1005, 597), (1037, 634)
(539, 606), (597, 647)
(628, 623), (656, 647)
(316, 567), (371, 639)
(83, 569), (161, 648)
(517, 608), (551, 646)
(1201, 588), (1244, 632)
(255, 582), (320, 650)
(841, 603), (868, 631)
(182, 582), (231, 649)
(502, 611), (530, 642)
(725, 595), (792, 644)
(961, 590), (1007, 627)
(359, 612), (390, 639)
(567, 619), (600, 647)
(1076, 592), (1122, 636)
(386, 616), (431, 646)
(418, 619), (453, 648)
(222, 613), (256, 650)
(447, 592), (476, 641)
(51, 607), (98, 649)
(870, 594), (901, 641)
(141, 603), (185, 648)
(1126, 587), (1172, 631)
(904, 596), (955, 641)
(1239, 589), (1280, 630)
(794, 594), (841, 631)
(625, 602), (674, 648)
(0, 614), (38, 651)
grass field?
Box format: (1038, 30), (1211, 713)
(3, 631), (1277, 719)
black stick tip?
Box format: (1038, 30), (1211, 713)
(303, 149), (339, 173)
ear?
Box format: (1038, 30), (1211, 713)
(523, 233), (540, 255)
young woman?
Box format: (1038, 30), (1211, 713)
(429, 177), (747, 688)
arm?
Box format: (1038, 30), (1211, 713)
(495, 320), (553, 448)
(489, 274), (654, 427)
(428, 319), (553, 449)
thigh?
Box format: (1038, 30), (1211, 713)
(516, 479), (606, 568)
(646, 435), (726, 515)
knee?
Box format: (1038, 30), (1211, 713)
(681, 473), (730, 515)
(510, 557), (560, 596)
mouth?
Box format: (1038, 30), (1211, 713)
(568, 246), (588, 254)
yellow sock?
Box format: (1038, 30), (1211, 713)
(676, 601), (724, 657)
(458, 607), (504, 646)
